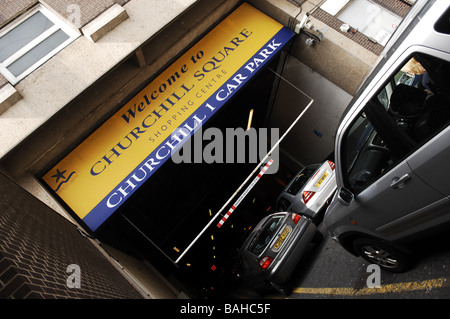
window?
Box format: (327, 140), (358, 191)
(342, 53), (450, 194)
(0, 6), (80, 84)
(286, 165), (319, 195)
(321, 0), (401, 46)
(435, 6), (450, 35)
(249, 215), (283, 255)
(338, 0), (401, 46)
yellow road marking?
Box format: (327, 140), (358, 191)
(293, 278), (449, 296)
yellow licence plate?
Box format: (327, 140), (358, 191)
(315, 172), (329, 188)
(273, 226), (290, 250)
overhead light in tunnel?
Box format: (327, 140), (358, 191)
(173, 247), (180, 253)
(247, 109), (254, 131)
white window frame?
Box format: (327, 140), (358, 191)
(320, 0), (401, 46)
(337, 0), (401, 46)
(0, 5), (80, 85)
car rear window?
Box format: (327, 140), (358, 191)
(286, 165), (319, 195)
(249, 215), (284, 255)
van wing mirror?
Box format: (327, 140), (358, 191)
(338, 187), (354, 206)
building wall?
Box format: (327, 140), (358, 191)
(0, 172), (143, 298)
(250, 0), (412, 96)
(0, 0), (131, 88)
(0, 0), (37, 28)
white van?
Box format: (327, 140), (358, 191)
(324, 0), (450, 272)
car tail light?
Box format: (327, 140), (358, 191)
(259, 256), (274, 270)
(291, 213), (301, 224)
(328, 160), (335, 170)
(303, 191), (315, 204)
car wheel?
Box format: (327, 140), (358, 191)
(353, 238), (413, 273)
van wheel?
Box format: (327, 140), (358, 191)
(352, 238), (413, 273)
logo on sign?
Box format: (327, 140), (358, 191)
(51, 168), (76, 192)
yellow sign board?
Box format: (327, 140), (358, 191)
(42, 3), (294, 231)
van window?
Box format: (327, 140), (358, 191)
(435, 6), (450, 35)
(342, 53), (450, 193)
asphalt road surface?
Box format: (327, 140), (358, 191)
(229, 223), (450, 299)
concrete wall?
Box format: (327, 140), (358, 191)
(269, 56), (352, 171)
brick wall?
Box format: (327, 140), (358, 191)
(0, 172), (143, 299)
(0, 0), (38, 28)
(372, 0), (412, 17)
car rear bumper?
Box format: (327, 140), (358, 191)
(266, 217), (317, 285)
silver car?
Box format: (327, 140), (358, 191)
(324, 0), (450, 273)
(277, 161), (337, 224)
(237, 211), (319, 295)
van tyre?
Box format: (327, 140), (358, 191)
(352, 238), (413, 273)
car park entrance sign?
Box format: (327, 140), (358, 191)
(42, 3), (295, 232)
